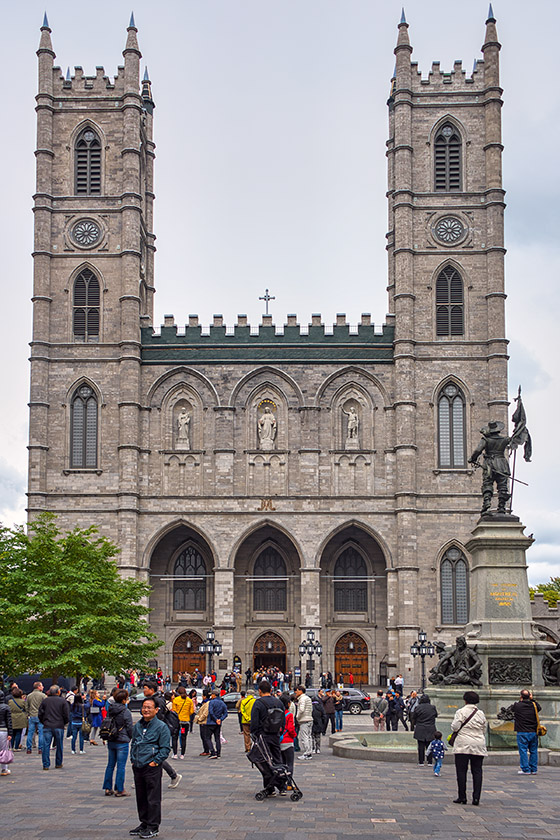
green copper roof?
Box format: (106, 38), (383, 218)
(140, 323), (395, 365)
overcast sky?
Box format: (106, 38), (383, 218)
(1, 1), (558, 585)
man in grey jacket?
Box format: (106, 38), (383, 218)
(129, 697), (171, 839)
(25, 681), (46, 753)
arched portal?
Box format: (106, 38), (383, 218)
(253, 631), (287, 672)
(172, 630), (205, 681)
(335, 632), (368, 686)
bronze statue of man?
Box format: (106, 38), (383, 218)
(469, 420), (512, 515)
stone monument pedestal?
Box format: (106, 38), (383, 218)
(463, 516), (550, 686)
(427, 516), (558, 751)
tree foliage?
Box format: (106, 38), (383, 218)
(0, 513), (162, 681)
(529, 576), (560, 607)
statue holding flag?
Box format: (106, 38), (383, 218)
(469, 386), (532, 516)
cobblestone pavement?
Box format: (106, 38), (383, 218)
(4, 718), (560, 840)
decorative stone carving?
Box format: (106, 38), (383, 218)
(488, 657), (532, 685)
(175, 403), (191, 450)
(428, 635), (483, 686)
(257, 401), (277, 450)
(72, 218), (102, 247)
(542, 642), (560, 686)
(342, 400), (360, 450)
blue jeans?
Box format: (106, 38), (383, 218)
(335, 710), (343, 730)
(42, 727), (64, 768)
(433, 758), (443, 774)
(27, 716), (44, 751)
(71, 722), (84, 752)
(102, 741), (129, 792)
(517, 731), (538, 773)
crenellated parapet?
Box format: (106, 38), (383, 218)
(142, 313), (394, 364)
(53, 64), (127, 94)
(410, 59), (485, 92)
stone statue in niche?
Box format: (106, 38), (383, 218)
(342, 402), (360, 450)
(176, 406), (191, 450)
(258, 404), (277, 450)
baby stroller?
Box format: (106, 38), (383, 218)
(247, 735), (303, 801)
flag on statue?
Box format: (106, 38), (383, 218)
(510, 386), (532, 462)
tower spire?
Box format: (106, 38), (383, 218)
(487, 3), (495, 22)
(396, 8), (410, 48)
(38, 11), (54, 54)
(142, 66), (155, 114)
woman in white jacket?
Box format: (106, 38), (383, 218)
(450, 690), (487, 806)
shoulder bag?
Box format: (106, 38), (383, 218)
(447, 707), (478, 746)
(533, 702), (547, 737)
(81, 708), (92, 737)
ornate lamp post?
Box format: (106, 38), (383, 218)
(298, 629), (323, 688)
(410, 630), (436, 692)
(199, 628), (222, 676)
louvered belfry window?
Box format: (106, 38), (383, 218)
(436, 265), (464, 336)
(71, 384), (98, 468)
(73, 269), (100, 341)
(434, 123), (461, 191)
(334, 546), (368, 612)
(441, 547), (469, 624)
(438, 383), (466, 468)
(253, 547), (287, 612)
(75, 128), (102, 194)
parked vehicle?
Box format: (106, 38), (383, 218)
(306, 687), (371, 714)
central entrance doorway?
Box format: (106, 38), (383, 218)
(172, 630), (205, 681)
(335, 632), (368, 685)
(253, 631), (287, 671)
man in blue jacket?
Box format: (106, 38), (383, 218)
(129, 698), (171, 839)
(207, 689), (228, 759)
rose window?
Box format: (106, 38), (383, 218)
(72, 219), (101, 247)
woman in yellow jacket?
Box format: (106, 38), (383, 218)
(172, 687), (194, 759)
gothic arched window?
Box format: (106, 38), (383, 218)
(75, 128), (102, 194)
(70, 384), (98, 468)
(434, 123), (461, 191)
(438, 383), (466, 468)
(253, 547), (287, 612)
(441, 547), (469, 624)
(436, 266), (464, 336)
(173, 547), (207, 611)
(334, 546), (368, 612)
(73, 269), (100, 341)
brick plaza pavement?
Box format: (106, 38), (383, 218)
(3, 719), (560, 840)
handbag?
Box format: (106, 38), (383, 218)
(0, 747), (14, 764)
(81, 709), (92, 737)
(533, 702), (547, 737)
(447, 707), (478, 746)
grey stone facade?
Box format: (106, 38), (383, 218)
(28, 13), (526, 684)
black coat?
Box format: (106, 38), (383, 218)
(0, 702), (13, 737)
(411, 699), (438, 741)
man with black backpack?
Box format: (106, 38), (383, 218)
(250, 679), (286, 797)
(141, 682), (182, 789)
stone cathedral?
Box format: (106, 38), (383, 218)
(28, 10), (513, 684)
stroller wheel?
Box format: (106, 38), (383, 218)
(255, 791), (266, 801)
(290, 791), (303, 801)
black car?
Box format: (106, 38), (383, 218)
(306, 687), (371, 715)
(221, 691), (257, 710)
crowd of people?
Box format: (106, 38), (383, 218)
(0, 674), (547, 834)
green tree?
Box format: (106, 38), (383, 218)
(529, 576), (560, 607)
(0, 513), (162, 682)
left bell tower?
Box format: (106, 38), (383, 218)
(29, 14), (155, 570)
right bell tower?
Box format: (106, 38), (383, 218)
(385, 7), (509, 662)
